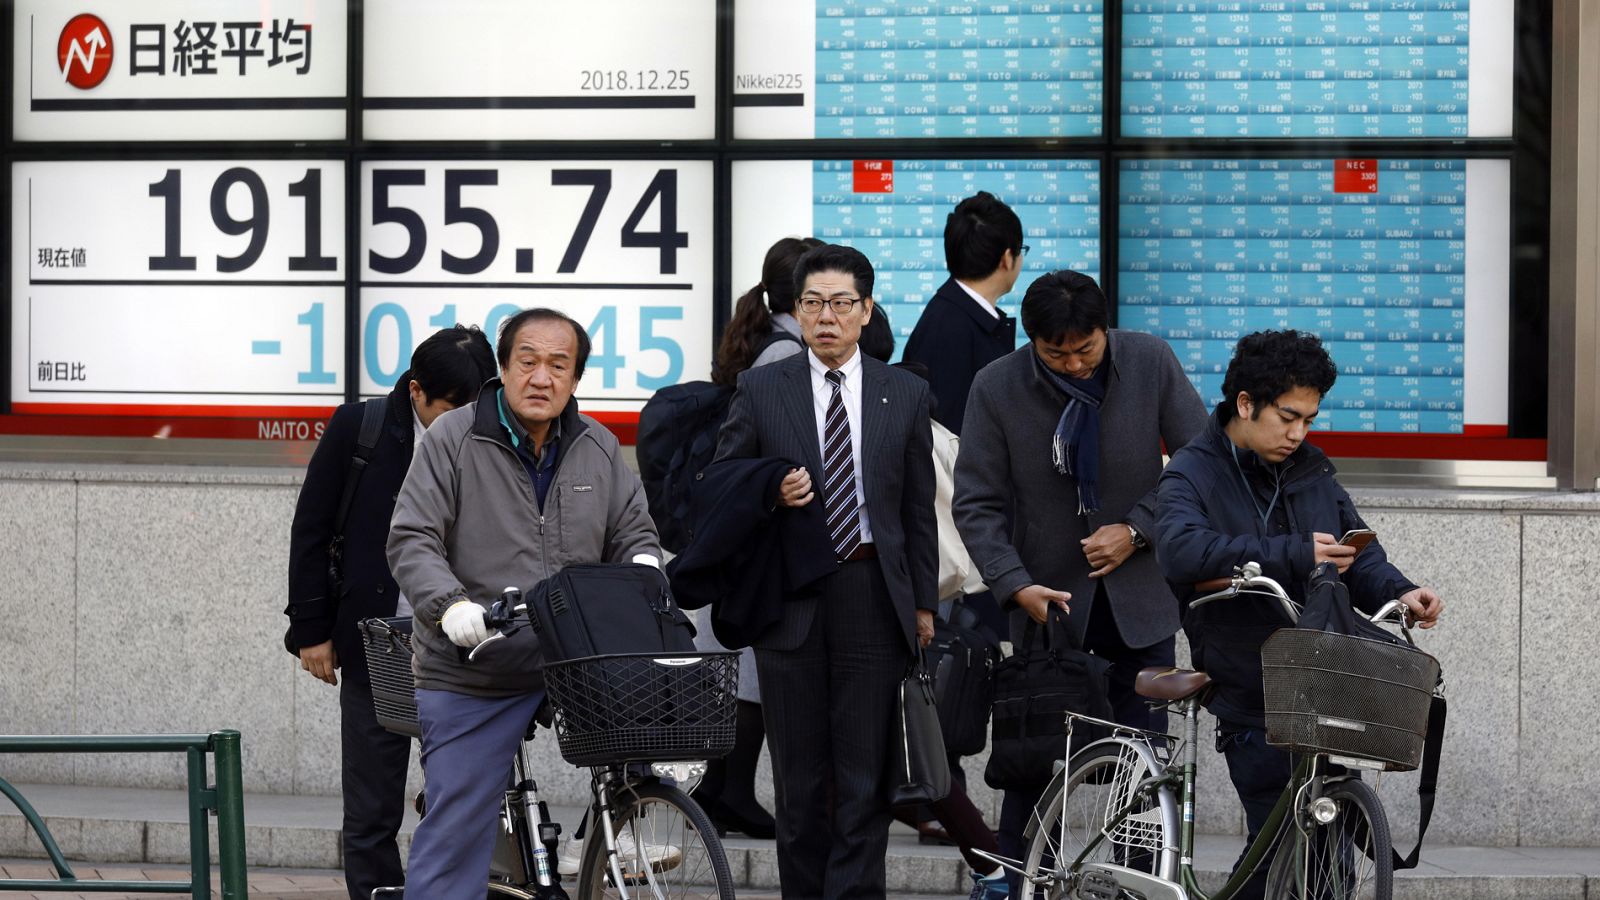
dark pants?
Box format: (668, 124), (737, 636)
(755, 558), (909, 900)
(999, 586), (1176, 895)
(1217, 724), (1297, 900)
(405, 689), (545, 900)
(338, 675), (412, 900)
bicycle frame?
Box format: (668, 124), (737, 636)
(983, 563), (1416, 900)
(1023, 705), (1313, 900)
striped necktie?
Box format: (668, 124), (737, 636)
(821, 369), (863, 560)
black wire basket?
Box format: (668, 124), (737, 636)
(1262, 628), (1439, 771)
(541, 651), (738, 768)
(358, 617), (420, 739)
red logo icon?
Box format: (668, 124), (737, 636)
(58, 14), (113, 90)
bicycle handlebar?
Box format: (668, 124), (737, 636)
(467, 587), (527, 662)
(1191, 562), (1415, 630)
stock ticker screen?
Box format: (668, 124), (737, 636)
(734, 1), (1105, 139)
(1121, 0), (1513, 139)
(1117, 158), (1512, 435)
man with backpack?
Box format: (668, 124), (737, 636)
(285, 325), (497, 900)
(387, 308), (661, 900)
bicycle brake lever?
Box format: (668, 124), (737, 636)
(468, 631), (506, 662)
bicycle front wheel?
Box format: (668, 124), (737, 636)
(576, 781), (734, 900)
(1266, 777), (1393, 900)
(1022, 738), (1179, 900)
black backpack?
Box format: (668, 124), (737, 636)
(636, 381), (734, 554)
(637, 328), (802, 553)
(927, 602), (1003, 755)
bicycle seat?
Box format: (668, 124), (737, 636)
(1135, 667), (1212, 702)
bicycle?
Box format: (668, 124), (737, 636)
(985, 561), (1439, 900)
(360, 590), (739, 900)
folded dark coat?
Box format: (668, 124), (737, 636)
(667, 456), (838, 649)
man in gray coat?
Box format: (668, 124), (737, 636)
(953, 270), (1207, 888)
(388, 307), (660, 900)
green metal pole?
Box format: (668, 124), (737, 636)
(186, 747), (212, 900)
(210, 731), (249, 900)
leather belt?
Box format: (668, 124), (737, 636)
(841, 542), (877, 563)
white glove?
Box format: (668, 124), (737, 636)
(631, 553), (661, 570)
(441, 600), (490, 648)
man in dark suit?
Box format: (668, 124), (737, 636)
(286, 326), (496, 900)
(902, 191), (1024, 436)
(953, 271), (1208, 894)
(715, 243), (939, 899)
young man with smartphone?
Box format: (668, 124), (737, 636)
(1154, 329), (1443, 900)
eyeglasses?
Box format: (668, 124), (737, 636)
(797, 294), (865, 315)
(1020, 244), (1032, 257)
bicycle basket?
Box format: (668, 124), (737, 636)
(1261, 628), (1439, 771)
(541, 651), (738, 767)
(358, 617), (420, 739)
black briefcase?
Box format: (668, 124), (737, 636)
(984, 609), (1113, 791)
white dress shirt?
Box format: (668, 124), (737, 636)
(955, 279), (1002, 319)
(806, 348), (873, 543)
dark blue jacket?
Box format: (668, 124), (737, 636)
(902, 278), (1017, 435)
(287, 381), (414, 683)
(1155, 406), (1418, 726)
(666, 456), (837, 649)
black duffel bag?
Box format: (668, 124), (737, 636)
(984, 607), (1114, 791)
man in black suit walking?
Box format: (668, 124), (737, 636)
(902, 191), (1025, 436)
(715, 244), (939, 899)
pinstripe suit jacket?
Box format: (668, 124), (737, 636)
(713, 350), (939, 653)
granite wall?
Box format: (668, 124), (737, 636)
(0, 464), (1593, 847)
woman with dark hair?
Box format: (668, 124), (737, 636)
(286, 324), (496, 900)
(712, 236), (823, 384)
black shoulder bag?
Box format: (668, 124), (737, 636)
(283, 399), (388, 655)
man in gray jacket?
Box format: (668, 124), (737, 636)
(953, 270), (1207, 892)
(388, 307), (660, 900)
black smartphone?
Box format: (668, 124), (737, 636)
(1338, 528), (1377, 555)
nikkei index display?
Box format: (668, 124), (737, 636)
(1118, 158), (1509, 436)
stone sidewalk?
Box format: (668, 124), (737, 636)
(2, 782), (1598, 899)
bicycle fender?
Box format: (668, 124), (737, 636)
(1022, 736), (1170, 843)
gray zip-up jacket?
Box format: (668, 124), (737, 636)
(388, 379), (661, 697)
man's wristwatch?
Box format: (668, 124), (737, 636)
(1126, 524), (1149, 550)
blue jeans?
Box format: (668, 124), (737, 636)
(404, 688), (545, 900)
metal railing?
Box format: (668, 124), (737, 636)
(0, 730), (247, 898)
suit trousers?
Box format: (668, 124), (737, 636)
(404, 688), (545, 900)
(337, 675), (412, 900)
(755, 559), (910, 900)
(998, 584), (1177, 895)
